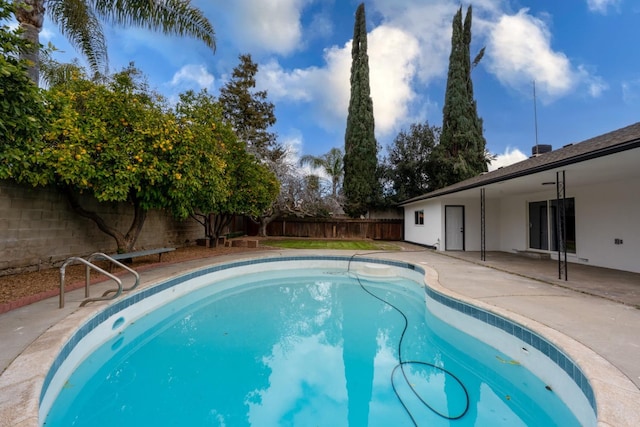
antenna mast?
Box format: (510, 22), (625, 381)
(533, 80), (539, 154)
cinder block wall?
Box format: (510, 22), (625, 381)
(0, 180), (202, 275)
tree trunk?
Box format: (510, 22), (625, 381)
(64, 187), (148, 253)
(14, 0), (44, 84)
(258, 220), (267, 237)
(212, 213), (233, 247)
(256, 203), (281, 237)
(189, 212), (210, 240)
(123, 201), (147, 252)
(258, 214), (278, 237)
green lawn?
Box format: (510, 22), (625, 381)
(261, 239), (400, 251)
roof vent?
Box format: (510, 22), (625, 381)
(531, 144), (552, 157)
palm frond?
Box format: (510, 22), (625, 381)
(472, 46), (485, 69)
(47, 0), (108, 75)
(299, 154), (324, 169)
(93, 0), (216, 51)
(40, 54), (87, 87)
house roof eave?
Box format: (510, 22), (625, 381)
(399, 129), (640, 207)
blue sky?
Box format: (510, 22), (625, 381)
(41, 0), (640, 170)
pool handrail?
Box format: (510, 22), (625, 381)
(87, 252), (141, 296)
(59, 257), (123, 308)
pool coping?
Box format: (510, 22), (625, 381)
(0, 253), (639, 426)
(420, 263), (640, 427)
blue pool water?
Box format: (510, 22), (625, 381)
(44, 268), (581, 426)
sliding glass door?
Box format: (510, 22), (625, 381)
(528, 198), (575, 253)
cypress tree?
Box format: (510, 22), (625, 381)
(343, 3), (378, 218)
(463, 6), (488, 173)
(434, 5), (488, 189)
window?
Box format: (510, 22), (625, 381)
(414, 210), (424, 225)
(528, 198), (575, 253)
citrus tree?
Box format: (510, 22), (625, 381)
(37, 66), (227, 252)
(175, 90), (279, 244)
(168, 90), (230, 222)
(211, 147), (279, 242)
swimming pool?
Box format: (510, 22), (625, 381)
(40, 256), (595, 426)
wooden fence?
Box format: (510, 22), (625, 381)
(245, 217), (404, 241)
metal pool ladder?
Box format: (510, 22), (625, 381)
(59, 253), (140, 308)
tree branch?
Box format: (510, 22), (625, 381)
(63, 186), (127, 249)
(124, 195), (147, 250)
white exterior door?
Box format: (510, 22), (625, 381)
(445, 205), (465, 250)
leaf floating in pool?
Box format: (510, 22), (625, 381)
(496, 355), (521, 365)
(62, 381), (74, 389)
(505, 395), (511, 400)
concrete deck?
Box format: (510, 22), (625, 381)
(1, 246), (639, 425)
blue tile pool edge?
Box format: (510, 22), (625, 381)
(424, 285), (597, 416)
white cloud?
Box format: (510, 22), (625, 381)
(209, 0), (312, 55)
(586, 0), (621, 14)
(486, 10), (573, 100)
(257, 24), (420, 138)
(170, 64), (214, 90)
(622, 79), (640, 105)
(577, 65), (609, 97)
(280, 130), (304, 165)
(488, 147), (528, 171)
(40, 27), (55, 41)
(319, 44), (352, 119)
(257, 60), (317, 102)
(246, 334), (347, 426)
(371, 0), (457, 83)
(486, 9), (604, 102)
(255, 48), (349, 134)
(307, 11), (334, 40)
(368, 25), (420, 135)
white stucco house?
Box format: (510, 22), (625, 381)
(400, 122), (640, 274)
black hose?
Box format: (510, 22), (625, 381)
(347, 252), (470, 426)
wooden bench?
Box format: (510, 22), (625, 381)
(97, 248), (175, 270)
